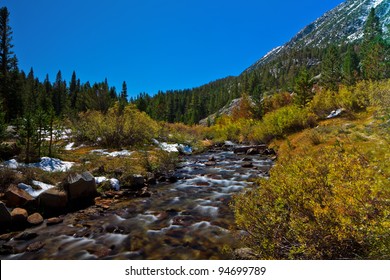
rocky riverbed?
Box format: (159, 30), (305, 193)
(0, 146), (274, 260)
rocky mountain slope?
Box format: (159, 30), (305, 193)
(246, 0), (389, 72)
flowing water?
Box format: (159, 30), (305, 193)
(1, 149), (273, 260)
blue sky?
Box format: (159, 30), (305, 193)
(2, 0), (344, 96)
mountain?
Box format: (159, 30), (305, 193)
(136, 0), (389, 125)
(246, 0), (389, 72)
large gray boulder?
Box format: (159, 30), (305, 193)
(64, 172), (98, 201)
(0, 201), (12, 224)
(38, 187), (68, 209)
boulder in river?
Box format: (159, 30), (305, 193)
(5, 185), (35, 208)
(246, 148), (260, 155)
(46, 217), (64, 226)
(26, 241), (45, 252)
(63, 172), (98, 201)
(205, 161), (216, 166)
(14, 231), (38, 241)
(242, 162), (254, 168)
(234, 145), (267, 154)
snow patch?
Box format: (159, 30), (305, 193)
(109, 178), (120, 191)
(64, 142), (75, 151)
(327, 108), (345, 119)
(152, 139), (192, 154)
(17, 180), (55, 198)
(2, 159), (19, 169)
(372, 0), (384, 8)
(1, 157), (74, 172)
(94, 176), (120, 191)
(29, 157), (74, 172)
(43, 129), (72, 141)
(91, 149), (133, 157)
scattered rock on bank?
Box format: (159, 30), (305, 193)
(38, 187), (68, 209)
(5, 185), (35, 208)
(64, 172), (98, 201)
(120, 174), (145, 190)
(234, 248), (259, 260)
(0, 202), (12, 225)
(27, 213), (44, 226)
(11, 208), (28, 224)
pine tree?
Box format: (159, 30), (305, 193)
(321, 45), (341, 91)
(360, 8), (387, 80)
(0, 7), (13, 78)
(342, 45), (359, 85)
(0, 100), (5, 140)
(0, 7), (19, 122)
(52, 70), (68, 116)
(294, 68), (314, 107)
(69, 71), (78, 109)
(363, 8), (382, 45)
(120, 81), (128, 105)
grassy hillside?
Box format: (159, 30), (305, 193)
(232, 79), (390, 259)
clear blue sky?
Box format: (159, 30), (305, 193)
(2, 0), (344, 96)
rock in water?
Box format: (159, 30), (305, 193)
(27, 213), (44, 226)
(242, 162), (254, 168)
(26, 241), (45, 252)
(5, 185), (35, 208)
(46, 217), (64, 226)
(14, 231), (38, 240)
(246, 148), (260, 155)
(64, 172), (98, 201)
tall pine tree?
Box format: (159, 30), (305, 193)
(342, 45), (359, 85)
(321, 45), (341, 91)
(0, 7), (20, 121)
(360, 8), (387, 80)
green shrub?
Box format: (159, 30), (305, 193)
(74, 103), (159, 148)
(249, 105), (317, 143)
(233, 147), (390, 259)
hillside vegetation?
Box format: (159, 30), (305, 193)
(233, 79), (390, 259)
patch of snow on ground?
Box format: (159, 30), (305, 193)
(29, 157), (74, 172)
(17, 180), (55, 197)
(373, 0), (384, 8)
(95, 176), (108, 184)
(160, 142), (180, 153)
(152, 139), (192, 154)
(94, 176), (120, 191)
(2, 159), (20, 169)
(109, 178), (120, 191)
(65, 142), (75, 151)
(91, 149), (133, 157)
(1, 157), (74, 172)
(327, 108), (345, 119)
(43, 129), (72, 141)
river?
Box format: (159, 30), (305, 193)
(1, 148), (273, 260)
